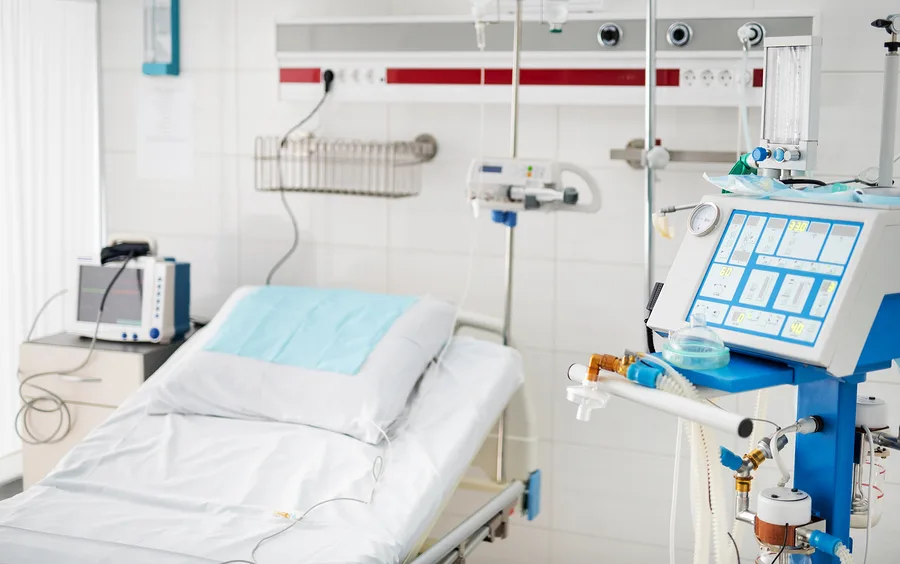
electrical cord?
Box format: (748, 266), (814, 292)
(781, 178), (827, 187)
(726, 532), (740, 564)
(265, 71), (335, 286)
(862, 425), (875, 564)
(645, 320), (656, 354)
(219, 422), (391, 564)
(771, 524), (789, 562)
(16, 254), (134, 445)
(858, 151), (900, 186)
(26, 289), (67, 340)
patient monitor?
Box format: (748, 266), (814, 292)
(68, 236), (191, 344)
(648, 195), (900, 377)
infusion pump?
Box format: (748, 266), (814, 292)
(648, 195), (900, 377)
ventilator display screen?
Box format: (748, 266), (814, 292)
(78, 265), (144, 326)
(688, 210), (862, 347)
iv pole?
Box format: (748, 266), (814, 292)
(643, 0), (658, 307)
(876, 16), (899, 188)
(496, 0), (524, 485)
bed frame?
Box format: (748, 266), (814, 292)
(407, 311), (540, 564)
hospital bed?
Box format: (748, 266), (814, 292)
(0, 289), (538, 564)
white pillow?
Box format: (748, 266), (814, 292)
(147, 286), (456, 444)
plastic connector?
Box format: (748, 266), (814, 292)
(626, 361), (664, 388)
(807, 530), (841, 556)
(797, 415), (824, 435)
(490, 210), (518, 227)
(720, 446), (744, 472)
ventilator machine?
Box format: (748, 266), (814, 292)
(567, 16), (900, 564)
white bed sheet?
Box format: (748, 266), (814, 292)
(0, 335), (522, 564)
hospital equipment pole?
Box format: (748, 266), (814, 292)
(643, 0), (657, 306)
(878, 24), (899, 188)
(496, 0), (524, 485)
(96, 2), (108, 247)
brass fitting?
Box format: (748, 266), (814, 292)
(735, 476), (752, 493)
(747, 448), (767, 470)
(586, 353), (637, 381)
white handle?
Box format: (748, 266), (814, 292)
(558, 162), (601, 213)
(59, 375), (102, 383)
(567, 364), (753, 438)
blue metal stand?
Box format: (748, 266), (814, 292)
(672, 353), (867, 562)
(794, 375), (860, 563)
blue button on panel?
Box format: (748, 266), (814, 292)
(752, 146), (769, 162)
(773, 147), (785, 162)
(121, 332), (128, 340)
(132, 334), (138, 341)
(149, 328), (160, 340)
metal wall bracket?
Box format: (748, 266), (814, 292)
(611, 138), (738, 169)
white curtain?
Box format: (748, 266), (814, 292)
(0, 0), (100, 461)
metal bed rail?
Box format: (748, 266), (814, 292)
(411, 481), (524, 564)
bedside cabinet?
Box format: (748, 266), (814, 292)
(18, 333), (187, 488)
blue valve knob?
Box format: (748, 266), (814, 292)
(719, 446), (743, 471)
(752, 146), (769, 163)
(773, 147), (786, 162)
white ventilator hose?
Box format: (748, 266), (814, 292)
(644, 356), (729, 564)
(835, 542), (855, 564)
(670, 418), (683, 564)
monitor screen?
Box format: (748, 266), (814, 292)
(78, 265), (144, 326)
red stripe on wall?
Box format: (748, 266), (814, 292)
(753, 68), (764, 88)
(384, 68), (681, 87)
(280, 68), (322, 83)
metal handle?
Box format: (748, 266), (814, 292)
(58, 375), (102, 383)
(558, 162), (601, 213)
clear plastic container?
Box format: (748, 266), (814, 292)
(662, 313), (730, 370)
(756, 550), (812, 564)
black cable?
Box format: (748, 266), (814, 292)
(99, 253), (136, 313)
(771, 524), (790, 562)
(645, 319), (656, 353)
(781, 178), (827, 186)
(265, 71), (335, 286)
(16, 254), (134, 445)
(727, 532), (740, 564)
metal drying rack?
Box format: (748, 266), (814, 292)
(254, 133), (438, 198)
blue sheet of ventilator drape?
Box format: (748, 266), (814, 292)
(204, 287), (417, 374)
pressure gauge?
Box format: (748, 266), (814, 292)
(688, 203), (720, 236)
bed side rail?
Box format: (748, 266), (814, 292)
(411, 481), (524, 564)
(454, 310), (503, 338)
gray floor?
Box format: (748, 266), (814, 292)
(0, 479), (23, 500)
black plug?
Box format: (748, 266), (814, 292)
(323, 69), (335, 93)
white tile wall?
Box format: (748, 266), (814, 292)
(99, 0), (900, 562)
